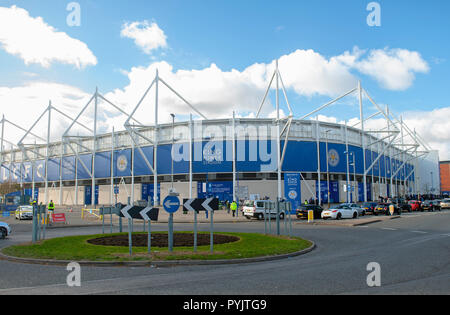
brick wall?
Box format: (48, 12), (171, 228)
(440, 162), (450, 192)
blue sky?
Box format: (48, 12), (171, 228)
(0, 0), (449, 158)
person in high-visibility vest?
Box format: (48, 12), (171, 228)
(230, 201), (237, 217)
(48, 200), (55, 214)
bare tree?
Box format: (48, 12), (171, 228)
(0, 180), (21, 198)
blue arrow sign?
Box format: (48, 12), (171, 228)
(163, 195), (180, 214)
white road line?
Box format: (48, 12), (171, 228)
(381, 228), (397, 231)
(411, 231), (428, 234)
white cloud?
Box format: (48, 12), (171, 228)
(121, 20), (167, 54)
(339, 47), (429, 91)
(0, 82), (91, 143)
(402, 107), (450, 160)
(277, 49), (358, 97)
(0, 45), (439, 156)
(314, 110), (450, 161)
(0, 6), (97, 69)
(102, 49), (365, 126)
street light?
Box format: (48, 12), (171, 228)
(348, 152), (356, 203)
(343, 150), (355, 203)
(344, 150), (349, 203)
(170, 113), (175, 190)
(430, 171), (434, 197)
(325, 130), (332, 208)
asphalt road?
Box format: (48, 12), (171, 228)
(0, 210), (449, 295)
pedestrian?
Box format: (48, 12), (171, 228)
(47, 200), (55, 224)
(230, 200), (237, 217)
(48, 200), (55, 213)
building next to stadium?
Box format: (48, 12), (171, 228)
(0, 65), (441, 208)
(440, 161), (450, 197)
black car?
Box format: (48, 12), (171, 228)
(422, 200), (441, 212)
(296, 205), (324, 220)
(391, 198), (412, 212)
(362, 202), (378, 214)
(374, 203), (402, 216)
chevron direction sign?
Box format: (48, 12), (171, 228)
(120, 205), (159, 221)
(183, 198), (220, 212)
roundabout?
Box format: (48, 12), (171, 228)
(0, 231), (314, 266)
(87, 233), (241, 247)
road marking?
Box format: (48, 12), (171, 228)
(381, 228), (397, 231)
(411, 231), (428, 234)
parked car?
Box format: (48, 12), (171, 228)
(374, 203), (401, 216)
(0, 221), (11, 239)
(391, 198), (412, 212)
(296, 205), (324, 220)
(421, 200), (441, 212)
(362, 202), (378, 214)
(440, 199), (450, 209)
(408, 200), (422, 212)
(338, 203), (366, 216)
(321, 205), (359, 220)
(15, 205), (33, 220)
(243, 200), (284, 220)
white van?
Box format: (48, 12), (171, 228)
(243, 200), (285, 220)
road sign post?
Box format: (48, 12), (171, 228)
(120, 202), (160, 256)
(168, 213), (174, 252)
(264, 206), (267, 235)
(210, 209), (214, 253)
(163, 195), (180, 253)
(183, 198), (219, 253)
(194, 209), (198, 252)
(42, 205), (47, 240)
(32, 204), (37, 243)
(276, 199), (280, 236)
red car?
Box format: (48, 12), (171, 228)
(408, 200), (422, 212)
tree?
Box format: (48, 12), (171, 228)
(0, 180), (21, 198)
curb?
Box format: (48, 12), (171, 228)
(0, 241), (315, 268)
(295, 215), (401, 227)
(45, 224), (105, 229)
(352, 215), (401, 226)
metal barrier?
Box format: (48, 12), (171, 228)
(81, 208), (103, 220)
(263, 201), (293, 236)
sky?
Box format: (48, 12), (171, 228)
(0, 0), (449, 159)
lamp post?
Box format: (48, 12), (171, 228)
(170, 113), (175, 190)
(430, 171), (433, 197)
(349, 152), (356, 203)
(325, 130), (331, 208)
(344, 150), (354, 203)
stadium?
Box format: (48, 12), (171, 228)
(0, 65), (441, 209)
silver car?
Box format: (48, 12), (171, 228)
(440, 199), (450, 209)
(338, 203), (366, 216)
(0, 221), (11, 239)
(15, 205), (33, 220)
